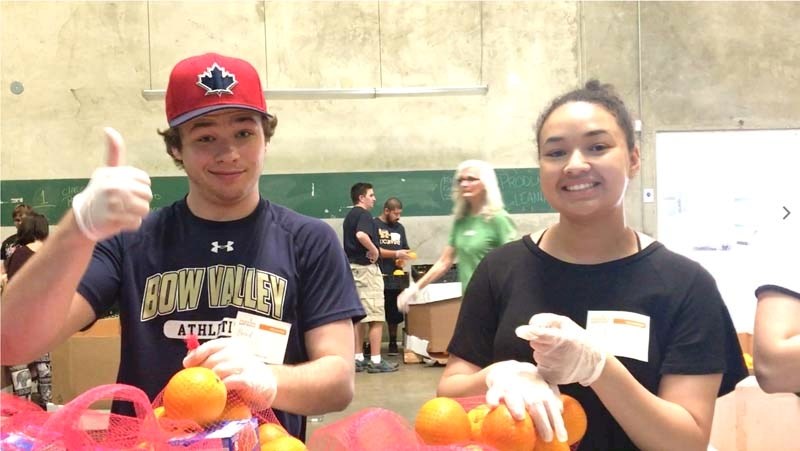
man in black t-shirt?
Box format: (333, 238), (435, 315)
(374, 197), (411, 355)
(343, 183), (397, 373)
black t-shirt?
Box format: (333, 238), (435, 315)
(449, 235), (747, 451)
(342, 206), (378, 265)
(375, 218), (408, 292)
(374, 218), (409, 276)
(1, 233), (18, 261)
(6, 245), (34, 279)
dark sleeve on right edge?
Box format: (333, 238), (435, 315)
(755, 284), (800, 301)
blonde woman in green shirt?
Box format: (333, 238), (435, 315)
(398, 160), (516, 310)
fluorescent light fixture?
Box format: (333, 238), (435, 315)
(265, 88), (375, 99)
(375, 86), (488, 97)
(141, 85), (488, 101)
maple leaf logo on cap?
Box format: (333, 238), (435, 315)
(196, 63), (238, 96)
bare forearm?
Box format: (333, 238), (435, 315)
(416, 258), (453, 290)
(754, 293), (800, 393)
(270, 355), (354, 416)
(592, 357), (711, 451)
(755, 335), (800, 393)
(380, 248), (398, 259)
(1, 212), (96, 364)
(438, 367), (491, 398)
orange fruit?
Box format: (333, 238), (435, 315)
(258, 422), (289, 444)
(467, 404), (491, 441)
(260, 435), (307, 451)
(217, 396), (253, 422)
(481, 404), (537, 451)
(163, 367), (227, 426)
(561, 395), (587, 445)
(154, 405), (196, 436)
(153, 406), (166, 419)
(414, 397), (472, 445)
(533, 394), (587, 450)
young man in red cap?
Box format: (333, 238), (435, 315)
(1, 53), (364, 440)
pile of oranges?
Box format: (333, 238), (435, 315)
(415, 395), (587, 451)
(154, 366), (307, 450)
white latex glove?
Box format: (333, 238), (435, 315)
(485, 360), (567, 443)
(183, 337), (277, 411)
(72, 127), (153, 241)
(397, 282), (420, 313)
(516, 313), (607, 387)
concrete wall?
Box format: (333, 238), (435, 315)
(2, 1), (799, 263)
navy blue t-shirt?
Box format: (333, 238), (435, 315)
(374, 218), (409, 276)
(342, 206), (378, 265)
(77, 197), (364, 439)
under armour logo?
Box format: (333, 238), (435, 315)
(211, 241), (234, 253)
(196, 63), (237, 96)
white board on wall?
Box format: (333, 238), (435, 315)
(655, 129), (800, 333)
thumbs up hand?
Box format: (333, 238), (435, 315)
(72, 127), (153, 241)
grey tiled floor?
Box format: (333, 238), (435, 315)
(306, 347), (445, 438)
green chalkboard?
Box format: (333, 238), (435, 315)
(0, 168), (551, 226)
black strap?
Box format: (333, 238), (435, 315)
(536, 228), (547, 245)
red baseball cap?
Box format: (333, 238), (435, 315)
(165, 52), (268, 127)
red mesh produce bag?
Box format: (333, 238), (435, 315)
(147, 334), (283, 442)
(1, 383), (282, 450)
(151, 385), (280, 429)
(305, 396), (580, 451)
(1, 392), (53, 448)
(2, 384), (169, 450)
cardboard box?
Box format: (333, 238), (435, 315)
(1, 365), (11, 391)
(737, 332), (753, 355)
(51, 317), (121, 409)
(170, 418), (260, 451)
(406, 297), (461, 353)
(710, 376), (800, 451)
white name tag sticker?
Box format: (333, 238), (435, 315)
(586, 310), (650, 362)
(232, 311), (291, 365)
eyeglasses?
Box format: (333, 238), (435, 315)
(456, 176), (480, 183)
